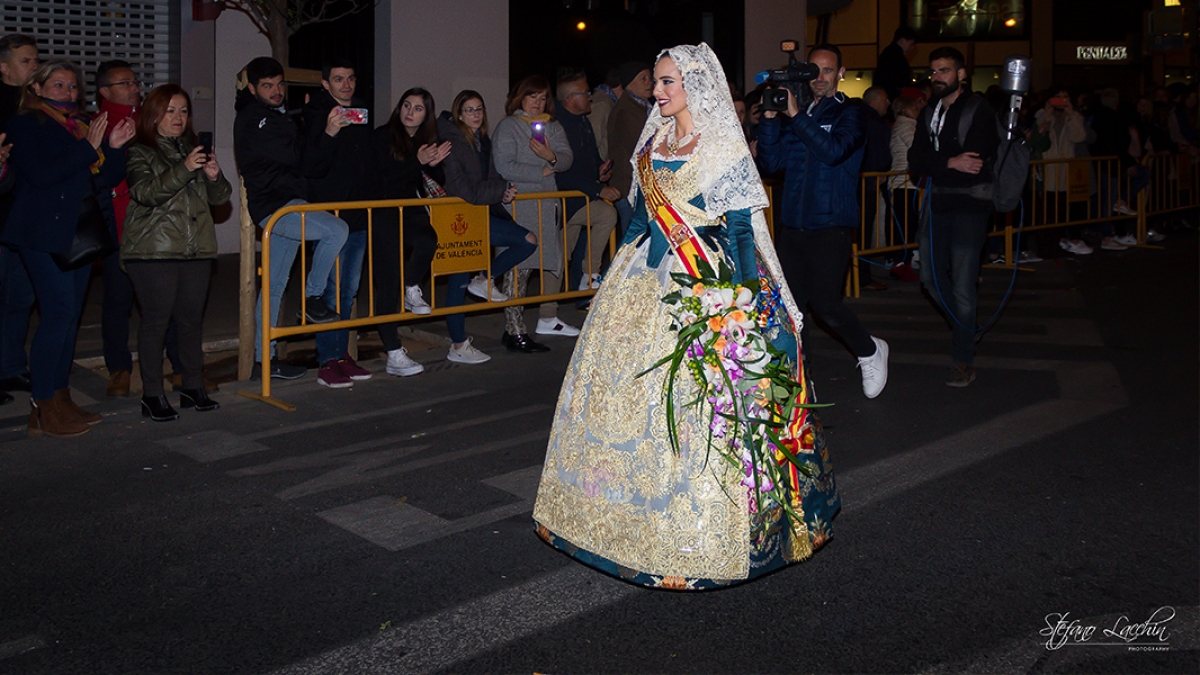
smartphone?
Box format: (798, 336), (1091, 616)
(530, 121), (546, 144)
(343, 107), (369, 125)
(196, 131), (213, 156)
(1048, 97), (1069, 109)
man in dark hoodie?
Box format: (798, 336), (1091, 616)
(234, 56), (349, 380)
(0, 33), (39, 405)
(302, 58), (375, 389)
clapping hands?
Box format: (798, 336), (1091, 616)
(417, 141), (451, 167)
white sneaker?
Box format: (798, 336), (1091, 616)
(856, 336), (889, 399)
(1059, 239), (1093, 255)
(1112, 202), (1138, 216)
(466, 275), (508, 301)
(536, 317), (580, 337)
(1100, 236), (1128, 251)
(580, 273), (602, 290)
(447, 337), (491, 364)
(385, 347), (424, 377)
(405, 285), (431, 315)
(1146, 229), (1165, 243)
(1114, 234), (1137, 246)
(1017, 250), (1042, 263)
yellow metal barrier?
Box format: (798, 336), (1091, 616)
(238, 190), (613, 409)
(845, 153), (1198, 296)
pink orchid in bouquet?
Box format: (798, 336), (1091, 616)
(638, 258), (826, 519)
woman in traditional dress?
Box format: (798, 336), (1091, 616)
(533, 43), (839, 590)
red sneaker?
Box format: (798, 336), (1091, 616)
(317, 360), (353, 389)
(337, 354), (373, 381)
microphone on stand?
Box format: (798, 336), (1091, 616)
(999, 55), (1032, 140)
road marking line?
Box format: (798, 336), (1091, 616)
(0, 635), (46, 661)
(244, 390), (489, 440)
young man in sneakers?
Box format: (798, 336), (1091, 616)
(303, 59), (375, 389)
(907, 47), (1000, 387)
(234, 57), (349, 380)
(757, 44), (890, 399)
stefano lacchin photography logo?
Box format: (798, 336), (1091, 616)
(1041, 606), (1175, 651)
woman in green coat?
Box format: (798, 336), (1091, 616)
(123, 84), (231, 421)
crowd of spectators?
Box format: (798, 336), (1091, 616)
(0, 30), (1195, 434)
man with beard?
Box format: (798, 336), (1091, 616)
(757, 43), (889, 400)
(907, 46), (999, 387)
(234, 56), (349, 380)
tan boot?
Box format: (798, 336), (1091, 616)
(55, 388), (102, 425)
(107, 369), (131, 397)
(28, 397), (90, 438)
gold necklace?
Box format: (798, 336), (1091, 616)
(667, 128), (697, 154)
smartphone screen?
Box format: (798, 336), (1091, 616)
(197, 131), (213, 155)
(343, 108), (369, 125)
(531, 121), (545, 144)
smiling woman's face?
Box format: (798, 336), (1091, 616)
(34, 69), (78, 104)
(652, 57), (687, 119)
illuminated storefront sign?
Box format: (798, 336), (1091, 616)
(1076, 45), (1128, 61)
(1056, 42), (1131, 65)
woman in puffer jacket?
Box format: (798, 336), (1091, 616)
(123, 84), (231, 421)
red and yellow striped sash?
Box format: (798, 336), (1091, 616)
(635, 140), (712, 277)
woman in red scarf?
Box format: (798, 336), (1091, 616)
(1, 59), (134, 437)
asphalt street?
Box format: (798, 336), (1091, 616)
(0, 234), (1197, 675)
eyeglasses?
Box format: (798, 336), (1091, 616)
(462, 106), (485, 115)
(103, 79), (141, 89)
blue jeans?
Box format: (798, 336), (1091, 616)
(0, 247), (34, 379)
(918, 210), (989, 366)
(444, 216), (536, 344)
(19, 249), (91, 400)
(255, 200), (349, 360)
(315, 230), (367, 364)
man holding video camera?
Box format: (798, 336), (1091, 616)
(757, 42), (889, 399)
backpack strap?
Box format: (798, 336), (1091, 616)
(957, 94), (981, 147)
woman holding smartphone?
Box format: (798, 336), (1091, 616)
(123, 84), (231, 421)
(436, 90), (538, 362)
(492, 75), (575, 352)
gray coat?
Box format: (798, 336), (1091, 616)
(492, 111), (573, 272)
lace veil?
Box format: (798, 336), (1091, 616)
(633, 42), (805, 336)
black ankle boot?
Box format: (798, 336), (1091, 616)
(141, 395), (179, 422)
(501, 331), (550, 353)
(179, 388), (220, 412)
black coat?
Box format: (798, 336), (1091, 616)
(554, 107), (604, 217)
(233, 98), (335, 225)
(1, 111), (126, 253)
(370, 124), (444, 228)
(908, 92), (1000, 214)
(302, 89), (374, 231)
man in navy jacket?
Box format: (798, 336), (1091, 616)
(758, 43), (889, 399)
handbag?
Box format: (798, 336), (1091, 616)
(52, 195), (117, 271)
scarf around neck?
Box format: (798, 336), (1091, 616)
(35, 98), (105, 173)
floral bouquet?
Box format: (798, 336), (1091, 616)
(639, 258), (823, 522)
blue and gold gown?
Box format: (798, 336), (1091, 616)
(533, 146), (840, 590)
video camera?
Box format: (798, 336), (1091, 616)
(755, 40), (818, 113)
